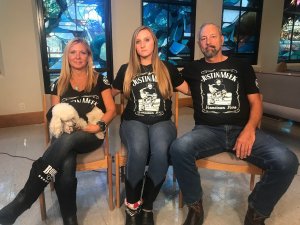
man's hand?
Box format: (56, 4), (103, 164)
(233, 126), (256, 159)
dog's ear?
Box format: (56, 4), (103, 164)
(49, 116), (63, 138)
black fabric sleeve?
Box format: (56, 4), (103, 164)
(112, 64), (128, 91)
(180, 61), (197, 84)
(241, 61), (260, 94)
(97, 73), (112, 92)
(163, 61), (184, 88)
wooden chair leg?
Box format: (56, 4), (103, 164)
(107, 156), (114, 210)
(179, 190), (183, 208)
(250, 174), (255, 191)
(39, 192), (47, 220)
(115, 155), (121, 208)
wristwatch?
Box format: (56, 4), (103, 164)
(96, 120), (107, 132)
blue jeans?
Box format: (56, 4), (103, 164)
(170, 125), (298, 216)
(120, 120), (177, 200)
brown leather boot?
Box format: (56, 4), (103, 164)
(183, 200), (204, 225)
(244, 206), (267, 225)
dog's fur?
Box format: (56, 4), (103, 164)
(49, 103), (104, 139)
(86, 106), (105, 139)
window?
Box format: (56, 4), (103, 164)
(221, 0), (263, 64)
(142, 0), (196, 67)
(36, 0), (113, 93)
(278, 0), (300, 62)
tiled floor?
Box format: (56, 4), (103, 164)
(0, 107), (299, 225)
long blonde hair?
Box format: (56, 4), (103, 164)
(56, 38), (98, 96)
(123, 26), (173, 99)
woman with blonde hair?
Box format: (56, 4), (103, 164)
(112, 26), (190, 225)
(0, 38), (116, 225)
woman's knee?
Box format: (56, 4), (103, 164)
(56, 154), (76, 181)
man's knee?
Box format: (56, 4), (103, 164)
(170, 136), (192, 158)
(274, 148), (299, 174)
(285, 151), (299, 174)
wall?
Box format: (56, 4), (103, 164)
(111, 0), (140, 75)
(257, 0), (284, 72)
(0, 0), (44, 116)
(0, 0), (295, 118)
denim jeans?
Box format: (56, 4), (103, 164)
(170, 125), (299, 216)
(120, 120), (177, 189)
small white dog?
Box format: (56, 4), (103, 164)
(86, 106), (105, 139)
(49, 103), (104, 139)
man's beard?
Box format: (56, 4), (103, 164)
(202, 46), (220, 58)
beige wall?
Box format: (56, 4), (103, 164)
(257, 0), (284, 72)
(0, 0), (44, 115)
(111, 0), (141, 75)
(0, 0), (293, 116)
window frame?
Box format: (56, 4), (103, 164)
(36, 0), (114, 93)
(278, 0), (300, 63)
(141, 0), (196, 67)
(221, 0), (263, 65)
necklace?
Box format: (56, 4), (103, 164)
(71, 75), (87, 91)
(72, 80), (82, 91)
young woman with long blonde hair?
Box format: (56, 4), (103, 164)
(112, 26), (190, 225)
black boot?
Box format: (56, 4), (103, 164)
(125, 206), (142, 225)
(55, 178), (78, 225)
(62, 215), (78, 225)
(183, 200), (204, 225)
(124, 178), (144, 225)
(0, 157), (57, 224)
(244, 206), (267, 225)
(141, 210), (154, 225)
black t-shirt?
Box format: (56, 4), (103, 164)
(50, 74), (111, 121)
(182, 57), (259, 126)
(113, 62), (184, 125)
